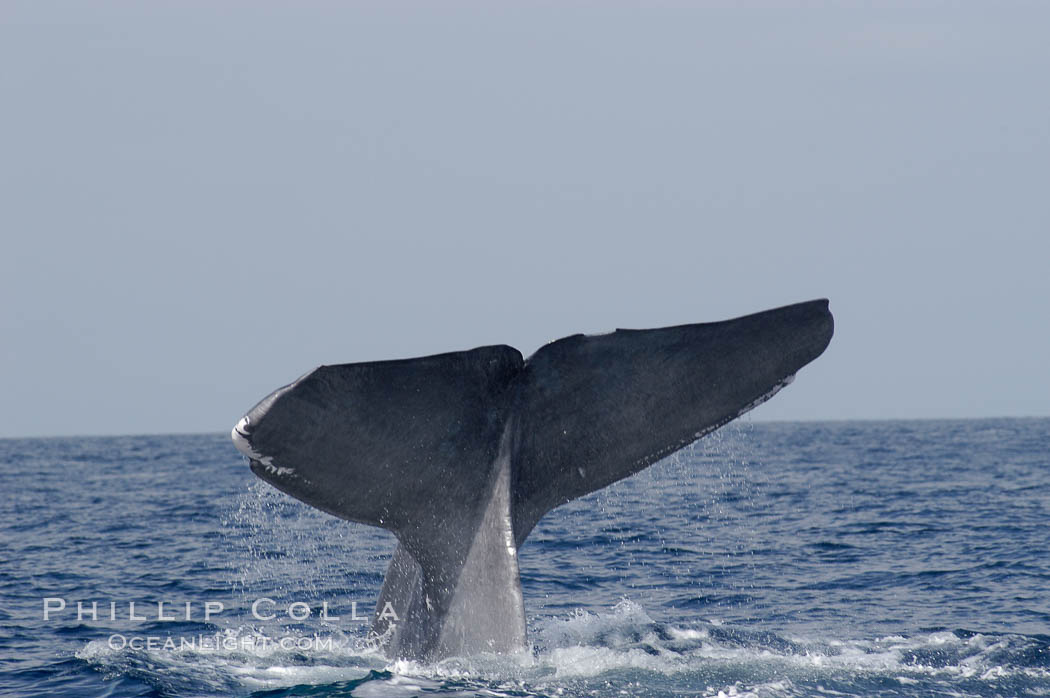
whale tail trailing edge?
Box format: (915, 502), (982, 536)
(232, 299), (834, 659)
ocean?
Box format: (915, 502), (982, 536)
(2, 418), (1048, 697)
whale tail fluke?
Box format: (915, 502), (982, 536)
(231, 299), (833, 659)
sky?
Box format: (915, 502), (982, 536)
(1, 1), (1048, 438)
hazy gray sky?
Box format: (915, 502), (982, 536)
(2, 1), (1048, 438)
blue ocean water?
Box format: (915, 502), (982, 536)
(1, 418), (1048, 697)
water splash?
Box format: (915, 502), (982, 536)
(221, 476), (392, 601)
(75, 599), (1050, 697)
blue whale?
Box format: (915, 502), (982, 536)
(232, 299), (833, 660)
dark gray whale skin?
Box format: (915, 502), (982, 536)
(231, 299), (834, 661)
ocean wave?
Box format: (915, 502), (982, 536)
(74, 600), (1050, 697)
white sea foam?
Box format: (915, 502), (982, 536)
(75, 600), (1050, 697)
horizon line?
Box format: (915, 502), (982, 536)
(2, 413), (1048, 442)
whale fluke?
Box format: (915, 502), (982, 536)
(232, 299), (833, 660)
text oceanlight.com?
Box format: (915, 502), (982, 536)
(106, 633), (340, 652)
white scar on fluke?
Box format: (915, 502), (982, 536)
(231, 299), (833, 661)
(232, 416), (292, 476)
